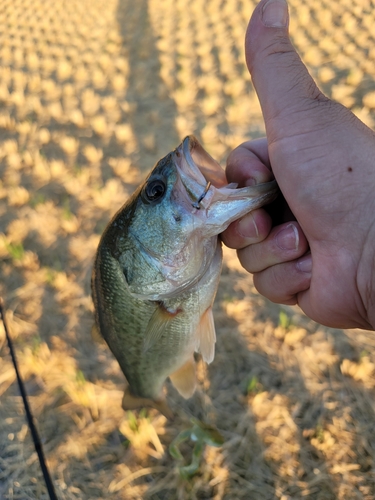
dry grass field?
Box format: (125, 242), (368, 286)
(1, 0), (375, 498)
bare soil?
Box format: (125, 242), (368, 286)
(1, 0), (375, 498)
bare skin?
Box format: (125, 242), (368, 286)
(221, 0), (375, 330)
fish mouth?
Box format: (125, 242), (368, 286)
(173, 135), (278, 219)
(181, 136), (228, 189)
(173, 136), (228, 205)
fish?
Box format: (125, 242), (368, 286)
(91, 135), (277, 418)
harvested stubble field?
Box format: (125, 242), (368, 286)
(1, 0), (375, 498)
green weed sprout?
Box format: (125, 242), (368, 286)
(169, 418), (224, 478)
(279, 310), (291, 330)
(5, 242), (25, 260)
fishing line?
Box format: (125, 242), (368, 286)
(0, 297), (58, 500)
(192, 181), (211, 210)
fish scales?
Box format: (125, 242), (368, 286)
(92, 136), (278, 417)
(93, 234), (221, 399)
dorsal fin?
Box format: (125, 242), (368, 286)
(169, 357), (197, 399)
(143, 303), (180, 352)
(91, 322), (106, 344)
(195, 306), (216, 364)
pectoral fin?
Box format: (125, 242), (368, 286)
(169, 357), (197, 399)
(143, 304), (180, 352)
(122, 386), (174, 420)
(195, 306), (216, 364)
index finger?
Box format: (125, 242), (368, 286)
(226, 138), (273, 187)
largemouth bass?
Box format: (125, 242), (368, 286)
(92, 136), (277, 418)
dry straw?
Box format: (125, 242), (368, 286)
(1, 0), (375, 498)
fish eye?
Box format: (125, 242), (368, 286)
(142, 176), (167, 204)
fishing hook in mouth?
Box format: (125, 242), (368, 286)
(192, 181), (211, 209)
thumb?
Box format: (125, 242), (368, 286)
(246, 0), (328, 147)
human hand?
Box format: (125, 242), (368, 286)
(221, 0), (375, 330)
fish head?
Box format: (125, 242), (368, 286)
(114, 136), (278, 300)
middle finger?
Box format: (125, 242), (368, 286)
(237, 221), (309, 273)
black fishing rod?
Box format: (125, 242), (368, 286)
(0, 297), (58, 500)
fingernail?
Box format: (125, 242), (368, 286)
(297, 254), (312, 273)
(238, 213), (259, 239)
(262, 0), (288, 28)
(276, 224), (298, 251)
(245, 178), (257, 187)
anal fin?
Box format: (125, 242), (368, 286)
(195, 306), (216, 364)
(169, 357), (197, 399)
